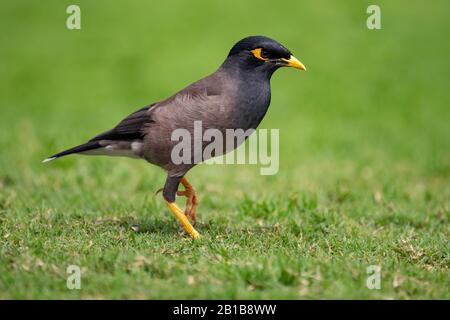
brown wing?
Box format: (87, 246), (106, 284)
(91, 71), (232, 143)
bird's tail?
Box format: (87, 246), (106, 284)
(42, 141), (101, 163)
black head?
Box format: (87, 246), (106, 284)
(223, 36), (305, 74)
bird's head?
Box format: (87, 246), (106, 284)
(223, 36), (306, 75)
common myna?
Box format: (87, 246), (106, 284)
(44, 36), (306, 239)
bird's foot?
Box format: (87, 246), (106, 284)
(177, 178), (199, 224)
(176, 190), (198, 224)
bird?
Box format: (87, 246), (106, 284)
(43, 35), (306, 239)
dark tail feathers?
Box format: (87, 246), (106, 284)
(42, 141), (101, 163)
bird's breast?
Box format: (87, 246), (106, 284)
(232, 79), (271, 130)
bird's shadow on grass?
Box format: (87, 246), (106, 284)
(104, 213), (285, 238)
(115, 214), (183, 236)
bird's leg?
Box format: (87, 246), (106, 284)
(163, 175), (200, 239)
(176, 177), (198, 223)
(164, 201), (200, 239)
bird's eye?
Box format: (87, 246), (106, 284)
(260, 49), (270, 59)
(250, 48), (270, 61)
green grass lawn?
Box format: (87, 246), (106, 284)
(0, 0), (449, 299)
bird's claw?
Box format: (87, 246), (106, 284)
(177, 187), (198, 224)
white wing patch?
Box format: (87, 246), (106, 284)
(82, 140), (143, 159)
(131, 141), (143, 153)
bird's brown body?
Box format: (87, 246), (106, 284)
(44, 36), (306, 238)
(142, 70), (239, 176)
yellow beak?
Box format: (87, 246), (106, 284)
(281, 55), (306, 70)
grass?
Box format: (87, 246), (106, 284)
(0, 0), (449, 299)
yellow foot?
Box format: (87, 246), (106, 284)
(165, 201), (201, 239)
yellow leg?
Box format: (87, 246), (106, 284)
(165, 201), (200, 239)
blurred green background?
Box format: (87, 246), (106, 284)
(0, 0), (448, 299)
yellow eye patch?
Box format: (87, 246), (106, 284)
(251, 48), (268, 61)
